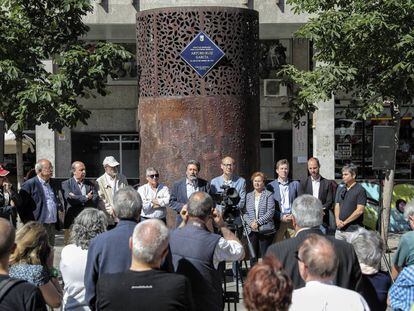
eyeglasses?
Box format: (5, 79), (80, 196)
(294, 251), (303, 262)
(222, 163), (234, 167)
(148, 174), (159, 179)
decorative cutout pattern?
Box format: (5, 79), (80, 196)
(136, 7), (259, 97)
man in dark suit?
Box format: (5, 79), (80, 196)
(62, 161), (99, 244)
(169, 160), (210, 227)
(85, 186), (142, 310)
(266, 194), (363, 292)
(300, 157), (334, 228)
(267, 159), (301, 242)
(18, 159), (63, 246)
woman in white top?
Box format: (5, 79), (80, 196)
(244, 172), (275, 266)
(60, 208), (107, 310)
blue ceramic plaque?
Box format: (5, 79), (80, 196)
(180, 32), (225, 77)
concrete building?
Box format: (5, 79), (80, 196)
(32, 0), (414, 183)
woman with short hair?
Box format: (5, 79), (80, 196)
(60, 208), (108, 310)
(244, 171), (276, 266)
(243, 255), (292, 311)
(351, 229), (392, 311)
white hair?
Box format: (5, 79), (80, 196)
(132, 219), (169, 264)
(292, 195), (323, 228)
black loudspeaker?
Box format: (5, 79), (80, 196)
(372, 126), (395, 170)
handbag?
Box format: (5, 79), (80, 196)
(258, 221), (276, 235)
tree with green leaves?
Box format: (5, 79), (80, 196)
(281, 0), (414, 241)
(0, 0), (132, 185)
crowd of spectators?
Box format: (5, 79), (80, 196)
(0, 155), (413, 310)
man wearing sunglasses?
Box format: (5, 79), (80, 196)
(334, 163), (367, 242)
(138, 167), (170, 223)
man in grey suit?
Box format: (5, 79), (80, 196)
(267, 159), (301, 241)
(169, 160), (210, 226)
(266, 195), (362, 292)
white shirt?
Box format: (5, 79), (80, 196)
(289, 281), (370, 311)
(60, 244), (89, 311)
(278, 179), (290, 214)
(138, 183), (170, 219)
(104, 173), (117, 195)
(213, 238), (245, 269)
(254, 194), (260, 219)
(186, 179), (198, 198)
(311, 176), (321, 199)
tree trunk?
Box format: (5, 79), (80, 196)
(15, 132), (24, 189)
(381, 102), (401, 246)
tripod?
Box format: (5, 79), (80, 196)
(222, 213), (256, 311)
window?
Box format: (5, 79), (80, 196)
(72, 133), (139, 180)
(261, 132), (275, 179)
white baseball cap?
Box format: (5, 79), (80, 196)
(102, 156), (120, 167)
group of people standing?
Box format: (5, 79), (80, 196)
(0, 153), (411, 310)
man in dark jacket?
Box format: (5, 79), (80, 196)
(266, 194), (363, 292)
(62, 161), (99, 244)
(169, 160), (210, 226)
(169, 192), (244, 311)
(18, 159), (62, 246)
(300, 157), (334, 228)
(85, 186), (142, 310)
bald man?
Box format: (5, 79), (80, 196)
(290, 234), (369, 311)
(62, 161), (98, 244)
(18, 159), (63, 246)
(210, 156), (246, 214)
(0, 218), (47, 310)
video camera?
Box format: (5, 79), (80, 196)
(215, 185), (241, 223)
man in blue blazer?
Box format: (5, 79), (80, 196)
(267, 159), (301, 242)
(62, 161), (99, 244)
(18, 159), (63, 246)
(169, 160), (210, 227)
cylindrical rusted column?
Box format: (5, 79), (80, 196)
(136, 7), (259, 185)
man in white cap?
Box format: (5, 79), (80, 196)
(96, 156), (128, 227)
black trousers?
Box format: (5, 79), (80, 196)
(248, 231), (274, 266)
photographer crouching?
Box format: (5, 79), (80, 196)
(169, 191), (245, 311)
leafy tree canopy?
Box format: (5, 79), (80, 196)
(0, 0), (132, 132)
(281, 0), (414, 123)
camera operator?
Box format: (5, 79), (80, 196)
(0, 165), (19, 227)
(169, 191), (245, 311)
(210, 156), (246, 215)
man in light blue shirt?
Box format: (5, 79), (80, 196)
(210, 156), (246, 214)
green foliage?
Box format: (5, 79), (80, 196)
(282, 0), (414, 123)
(0, 0), (132, 133)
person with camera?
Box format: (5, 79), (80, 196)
(244, 171), (275, 266)
(210, 156), (246, 214)
(0, 166), (19, 227)
(169, 191), (244, 311)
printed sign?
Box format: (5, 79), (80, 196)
(180, 32), (225, 77)
(336, 143), (352, 159)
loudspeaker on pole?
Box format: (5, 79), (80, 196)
(372, 126), (395, 170)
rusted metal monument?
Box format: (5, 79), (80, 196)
(136, 7), (260, 185)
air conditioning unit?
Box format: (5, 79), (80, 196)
(263, 79), (287, 97)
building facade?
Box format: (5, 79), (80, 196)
(32, 0), (414, 184)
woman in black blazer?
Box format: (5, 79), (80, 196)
(244, 171), (276, 265)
